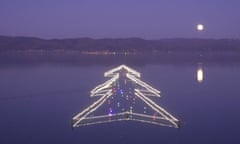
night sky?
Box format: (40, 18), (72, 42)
(0, 0), (240, 39)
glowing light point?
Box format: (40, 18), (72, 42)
(197, 24), (204, 31)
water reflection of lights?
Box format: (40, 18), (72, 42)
(197, 67), (204, 83)
(72, 65), (179, 128)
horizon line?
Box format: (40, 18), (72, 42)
(1, 35), (239, 41)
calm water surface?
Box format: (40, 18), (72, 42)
(0, 63), (240, 144)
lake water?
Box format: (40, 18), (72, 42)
(0, 61), (240, 144)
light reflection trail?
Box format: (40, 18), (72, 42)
(197, 67), (204, 83)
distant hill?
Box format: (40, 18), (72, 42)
(1, 36), (240, 66)
(1, 36), (240, 54)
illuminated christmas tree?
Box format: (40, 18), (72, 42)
(72, 65), (179, 128)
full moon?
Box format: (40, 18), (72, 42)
(197, 24), (204, 31)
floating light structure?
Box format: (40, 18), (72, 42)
(72, 65), (179, 128)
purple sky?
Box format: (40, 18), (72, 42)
(0, 0), (240, 39)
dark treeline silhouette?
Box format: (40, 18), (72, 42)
(0, 36), (240, 67)
(1, 36), (240, 53)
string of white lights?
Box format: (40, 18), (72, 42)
(74, 111), (176, 127)
(104, 65), (140, 78)
(135, 90), (179, 127)
(72, 65), (179, 128)
(72, 91), (112, 127)
(126, 73), (160, 97)
(90, 74), (119, 97)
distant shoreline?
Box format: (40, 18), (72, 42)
(1, 36), (240, 66)
(1, 35), (240, 53)
(1, 52), (240, 67)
